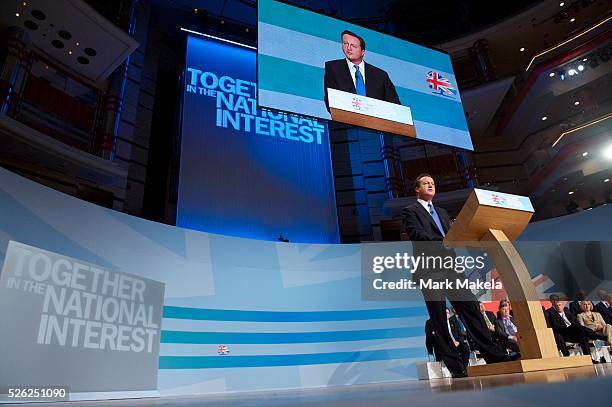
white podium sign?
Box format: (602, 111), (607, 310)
(327, 88), (413, 125)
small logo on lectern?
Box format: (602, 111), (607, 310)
(490, 194), (507, 206)
(352, 97), (365, 110)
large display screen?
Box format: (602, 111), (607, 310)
(257, 0), (473, 150)
(178, 33), (339, 243)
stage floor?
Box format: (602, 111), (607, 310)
(9, 364), (612, 406)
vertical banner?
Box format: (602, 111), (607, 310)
(178, 34), (339, 243)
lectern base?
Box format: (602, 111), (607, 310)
(467, 355), (594, 377)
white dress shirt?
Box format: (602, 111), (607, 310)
(417, 198), (434, 214)
(345, 58), (366, 89)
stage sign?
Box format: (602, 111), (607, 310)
(0, 241), (164, 394)
(178, 34), (339, 243)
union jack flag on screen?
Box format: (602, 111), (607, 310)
(217, 344), (230, 355)
(426, 71), (457, 98)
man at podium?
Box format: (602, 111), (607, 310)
(323, 30), (400, 111)
(402, 174), (519, 378)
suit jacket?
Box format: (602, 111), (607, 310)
(401, 202), (451, 242)
(594, 302), (612, 325)
(547, 307), (577, 333)
(482, 310), (497, 332)
(425, 319), (437, 357)
(568, 301), (582, 317)
(449, 316), (466, 342)
(495, 316), (517, 340)
(323, 59), (400, 110)
(577, 312), (608, 332)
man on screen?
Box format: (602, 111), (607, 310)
(324, 30), (400, 110)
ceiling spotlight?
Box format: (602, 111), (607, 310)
(582, 152), (588, 157)
(15, 12), (20, 17)
(559, 2), (565, 6)
(541, 116), (548, 121)
(582, 58), (588, 62)
(577, 64), (584, 71)
(568, 191), (574, 195)
(194, 8), (198, 13)
(605, 178), (610, 183)
(520, 47), (525, 52)
(570, 18), (576, 22)
(22, 1), (27, 6)
(604, 144), (612, 160)
(68, 50), (72, 55)
(568, 69), (578, 76)
(574, 101), (580, 105)
(76, 42), (79, 46)
(549, 72), (555, 77)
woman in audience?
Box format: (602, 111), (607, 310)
(577, 300), (612, 345)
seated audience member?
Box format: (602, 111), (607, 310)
(425, 319), (441, 361)
(568, 289), (586, 317)
(447, 308), (470, 368)
(480, 301), (497, 340)
(594, 292), (612, 325)
(495, 300), (520, 353)
(577, 300), (612, 345)
(547, 295), (606, 362)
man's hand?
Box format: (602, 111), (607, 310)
(453, 340), (460, 348)
(509, 335), (517, 342)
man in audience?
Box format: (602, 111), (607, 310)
(594, 291), (612, 325)
(446, 308), (470, 368)
(495, 299), (520, 353)
(568, 289), (586, 317)
(479, 302), (497, 340)
(547, 294), (606, 362)
(425, 318), (441, 361)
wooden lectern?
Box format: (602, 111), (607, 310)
(327, 88), (416, 138)
(444, 189), (593, 376)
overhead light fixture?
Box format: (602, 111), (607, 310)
(568, 191), (575, 195)
(583, 58), (588, 62)
(570, 18), (576, 22)
(541, 116), (548, 121)
(15, 12), (20, 17)
(549, 72), (555, 77)
(568, 68), (578, 75)
(520, 47), (525, 52)
(194, 8), (198, 13)
(605, 178), (610, 183)
(582, 152), (588, 156)
(560, 2), (565, 6)
(574, 101), (580, 105)
(604, 144), (612, 160)
(76, 42), (79, 46)
(577, 64), (584, 71)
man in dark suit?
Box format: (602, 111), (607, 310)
(323, 30), (400, 111)
(567, 289), (586, 317)
(479, 301), (497, 341)
(547, 294), (605, 362)
(402, 174), (519, 378)
(594, 292), (612, 325)
(495, 299), (520, 353)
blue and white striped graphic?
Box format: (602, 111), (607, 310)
(0, 167), (428, 397)
(257, 0), (473, 150)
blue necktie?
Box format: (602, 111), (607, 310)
(354, 65), (366, 96)
(428, 203), (446, 237)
